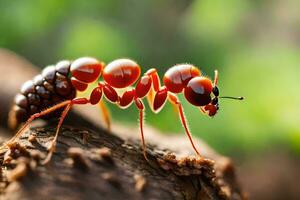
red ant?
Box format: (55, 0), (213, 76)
(2, 57), (243, 164)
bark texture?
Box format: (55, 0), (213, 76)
(0, 123), (244, 200)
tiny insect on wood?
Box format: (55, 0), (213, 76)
(1, 57), (243, 164)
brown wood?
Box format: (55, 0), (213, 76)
(0, 122), (245, 200)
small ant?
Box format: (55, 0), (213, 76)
(2, 57), (243, 164)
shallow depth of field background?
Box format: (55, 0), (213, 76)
(1, 0), (300, 198)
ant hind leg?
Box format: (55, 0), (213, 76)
(41, 102), (72, 164)
(42, 97), (90, 164)
(0, 100), (72, 151)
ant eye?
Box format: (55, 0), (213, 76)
(213, 86), (219, 96)
(212, 97), (218, 105)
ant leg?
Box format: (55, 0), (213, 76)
(0, 100), (72, 151)
(90, 86), (111, 130)
(134, 98), (149, 162)
(152, 86), (168, 113)
(118, 88), (148, 161)
(98, 101), (111, 131)
(170, 101), (179, 116)
(168, 93), (201, 157)
(42, 97), (89, 164)
(101, 82), (119, 103)
(42, 103), (72, 164)
(145, 68), (161, 92)
(144, 69), (161, 112)
(199, 107), (206, 115)
(214, 70), (219, 86)
(119, 88), (135, 108)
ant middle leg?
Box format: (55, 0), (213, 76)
(98, 101), (111, 131)
(118, 84), (150, 161)
(91, 84), (116, 131)
(134, 98), (149, 161)
(144, 68), (161, 112)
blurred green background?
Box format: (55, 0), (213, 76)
(1, 0), (300, 158)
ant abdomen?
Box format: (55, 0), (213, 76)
(9, 60), (76, 130)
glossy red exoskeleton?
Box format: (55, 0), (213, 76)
(2, 57), (243, 163)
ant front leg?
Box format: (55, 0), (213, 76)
(199, 107), (207, 115)
(214, 70), (219, 86)
(168, 93), (201, 157)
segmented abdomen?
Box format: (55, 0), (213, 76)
(9, 60), (76, 129)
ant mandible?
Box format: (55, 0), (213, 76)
(2, 57), (243, 164)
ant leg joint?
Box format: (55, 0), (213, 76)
(145, 68), (157, 75)
(72, 97), (90, 105)
(136, 76), (152, 98)
(214, 70), (219, 86)
(153, 86), (168, 113)
(90, 87), (103, 105)
(134, 98), (144, 110)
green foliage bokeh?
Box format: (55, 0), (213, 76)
(1, 0), (300, 156)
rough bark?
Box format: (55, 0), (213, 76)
(0, 122), (244, 200)
(0, 48), (246, 200)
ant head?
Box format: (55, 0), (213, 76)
(183, 76), (220, 117)
(184, 76), (213, 107)
(184, 70), (244, 117)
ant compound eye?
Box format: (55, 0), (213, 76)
(213, 86), (219, 97)
(184, 77), (212, 106)
(212, 97), (218, 105)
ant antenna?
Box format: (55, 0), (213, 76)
(219, 96), (244, 100)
